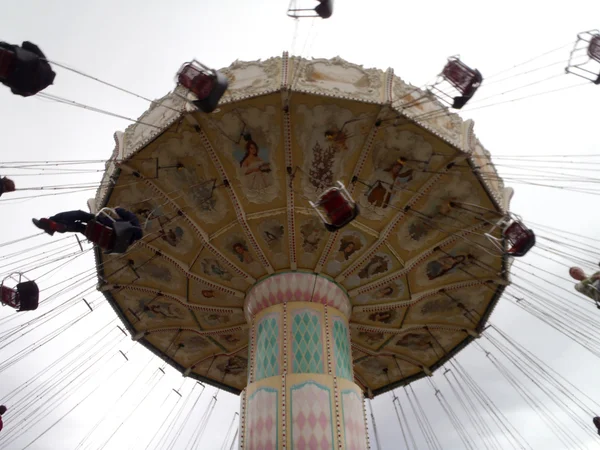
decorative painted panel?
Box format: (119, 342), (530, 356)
(255, 313), (280, 381)
(341, 389), (368, 450)
(332, 318), (352, 381)
(247, 387), (279, 450)
(290, 381), (334, 450)
(292, 310), (325, 374)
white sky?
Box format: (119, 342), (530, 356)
(2, 0), (600, 449)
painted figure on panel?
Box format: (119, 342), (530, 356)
(426, 254), (471, 280)
(396, 333), (430, 350)
(358, 331), (385, 345)
(234, 137), (273, 191)
(200, 258), (233, 281)
(300, 218), (325, 253)
(368, 309), (397, 324)
(160, 226), (184, 247)
(337, 233), (363, 261)
(232, 242), (254, 264)
(366, 159), (414, 209)
(218, 356), (247, 375)
(358, 254), (390, 280)
(139, 299), (186, 320)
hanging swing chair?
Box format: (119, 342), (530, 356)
(1, 273), (39, 312)
(0, 41), (56, 97)
(485, 214), (535, 258)
(84, 208), (139, 255)
(176, 60), (228, 113)
(428, 56), (483, 110)
(287, 0), (334, 19)
(310, 181), (359, 232)
(565, 30), (600, 85)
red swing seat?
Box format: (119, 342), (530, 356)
(504, 221), (535, 257)
(588, 35), (600, 62)
(1, 280), (39, 311)
(287, 0), (334, 19)
(176, 60), (228, 113)
(0, 48), (15, 80)
(429, 57), (483, 110)
(85, 220), (116, 251)
(310, 182), (359, 232)
(566, 31), (600, 85)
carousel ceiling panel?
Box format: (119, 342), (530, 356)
(188, 278), (244, 309)
(127, 124), (239, 235)
(354, 355), (422, 392)
(289, 94), (380, 211)
(388, 330), (441, 368)
(245, 212), (289, 271)
(351, 276), (410, 306)
(191, 349), (249, 392)
(341, 247), (404, 290)
(350, 306), (406, 328)
(405, 233), (505, 296)
(196, 95), (288, 216)
(192, 307), (246, 331)
(402, 283), (493, 329)
(320, 225), (379, 278)
(350, 328), (395, 352)
(144, 330), (225, 374)
(207, 223), (269, 280)
(351, 125), (455, 232)
(295, 213), (330, 270)
(95, 54), (512, 396)
(99, 247), (188, 296)
(188, 247), (253, 291)
(115, 288), (198, 331)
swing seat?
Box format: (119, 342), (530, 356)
(0, 42), (56, 97)
(311, 182), (359, 232)
(0, 48), (15, 80)
(85, 220), (115, 251)
(1, 281), (39, 311)
(588, 35), (600, 62)
(85, 220), (137, 255)
(176, 61), (228, 113)
(431, 57), (483, 109)
(566, 31), (600, 85)
(16, 281), (39, 311)
(288, 0), (334, 19)
(504, 221), (535, 257)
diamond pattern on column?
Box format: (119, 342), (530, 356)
(247, 387), (279, 450)
(255, 314), (280, 381)
(291, 381), (334, 450)
(332, 318), (352, 381)
(341, 390), (367, 450)
(292, 311), (324, 374)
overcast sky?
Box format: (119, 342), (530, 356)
(2, 0), (600, 449)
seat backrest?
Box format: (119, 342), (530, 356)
(588, 35), (600, 62)
(178, 64), (214, 100)
(505, 222), (535, 257)
(110, 221), (137, 254)
(16, 281), (39, 311)
(442, 60), (481, 95)
(85, 220), (116, 251)
(315, 0), (333, 18)
(0, 48), (15, 79)
(0, 285), (18, 308)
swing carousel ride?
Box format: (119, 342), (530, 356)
(88, 48), (533, 447)
(5, 4), (600, 447)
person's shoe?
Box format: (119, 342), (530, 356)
(32, 218), (65, 235)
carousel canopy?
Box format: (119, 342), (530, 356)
(91, 53), (512, 396)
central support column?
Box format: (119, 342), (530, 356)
(240, 273), (369, 450)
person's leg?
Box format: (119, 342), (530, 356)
(49, 210), (94, 225)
